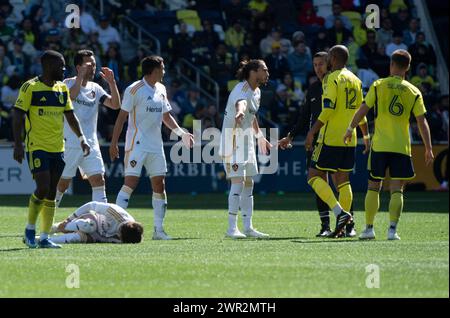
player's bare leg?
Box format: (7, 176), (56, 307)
(226, 177), (246, 239)
(116, 175), (139, 208)
(55, 178), (71, 207)
(388, 180), (406, 240)
(151, 175), (171, 240)
(241, 177), (269, 238)
(360, 180), (382, 240)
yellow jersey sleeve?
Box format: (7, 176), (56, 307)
(364, 82), (377, 108)
(412, 92), (426, 117)
(318, 75), (338, 123)
(63, 83), (73, 111)
(14, 82), (33, 112)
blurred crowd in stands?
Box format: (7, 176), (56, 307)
(0, 0), (448, 145)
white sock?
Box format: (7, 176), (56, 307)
(152, 192), (167, 232)
(92, 185), (107, 203)
(55, 191), (65, 208)
(228, 182), (243, 230)
(26, 224), (35, 230)
(65, 219), (96, 233)
(40, 232), (49, 240)
(51, 233), (82, 244)
(240, 185), (254, 231)
(332, 203), (343, 217)
(116, 185), (133, 208)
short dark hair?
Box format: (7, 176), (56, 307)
(120, 222), (144, 244)
(314, 51), (328, 59)
(74, 49), (94, 67)
(236, 59), (264, 81)
(141, 55), (164, 76)
(41, 50), (64, 67)
(329, 45), (349, 65)
(391, 49), (411, 70)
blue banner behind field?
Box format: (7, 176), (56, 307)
(73, 144), (369, 194)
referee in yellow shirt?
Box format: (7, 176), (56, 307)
(306, 45), (370, 238)
(344, 49), (434, 240)
(13, 50), (90, 248)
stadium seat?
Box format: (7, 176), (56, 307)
(389, 0), (408, 13)
(198, 10), (225, 27)
(176, 10), (202, 31)
(342, 11), (362, 29)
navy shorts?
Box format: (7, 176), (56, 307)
(26, 150), (65, 175)
(368, 150), (415, 181)
(311, 144), (355, 173)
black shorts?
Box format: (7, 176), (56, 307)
(368, 150), (415, 180)
(26, 150), (65, 175)
(311, 143), (355, 173)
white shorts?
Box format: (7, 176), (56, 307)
(223, 157), (258, 179)
(61, 146), (105, 179)
(124, 149), (167, 178)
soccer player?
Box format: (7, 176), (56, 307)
(109, 55), (194, 240)
(55, 50), (120, 207)
(344, 49), (434, 240)
(50, 201), (143, 244)
(305, 45), (369, 238)
(219, 59), (272, 239)
(13, 50), (90, 248)
(279, 52), (334, 237)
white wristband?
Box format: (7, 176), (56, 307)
(174, 127), (186, 137)
(363, 134), (370, 140)
(255, 130), (264, 139)
(347, 125), (354, 132)
(78, 135), (86, 143)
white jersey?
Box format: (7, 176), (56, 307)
(219, 81), (261, 161)
(69, 201), (135, 238)
(121, 79), (171, 154)
(63, 78), (109, 149)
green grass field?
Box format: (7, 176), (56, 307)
(0, 192), (448, 298)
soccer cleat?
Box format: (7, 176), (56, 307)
(345, 222), (357, 237)
(359, 227), (376, 240)
(387, 228), (401, 240)
(328, 211), (353, 238)
(38, 238), (62, 248)
(152, 229), (172, 240)
(23, 228), (37, 248)
(316, 226), (332, 237)
(225, 228), (247, 239)
(244, 228), (269, 239)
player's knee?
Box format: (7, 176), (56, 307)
(368, 180), (382, 192)
(89, 174), (105, 187)
(244, 178), (254, 188)
(35, 185), (50, 199)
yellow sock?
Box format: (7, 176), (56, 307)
(308, 177), (338, 210)
(365, 190), (380, 226)
(338, 182), (353, 212)
(389, 191), (403, 223)
(40, 199), (56, 234)
(28, 194), (44, 226)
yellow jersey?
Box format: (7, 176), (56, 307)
(318, 68), (364, 147)
(14, 77), (73, 153)
(364, 75), (426, 156)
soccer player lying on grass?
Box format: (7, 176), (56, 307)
(50, 201), (143, 244)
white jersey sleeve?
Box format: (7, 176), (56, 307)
(94, 82), (110, 105)
(121, 85), (135, 113)
(161, 84), (172, 113)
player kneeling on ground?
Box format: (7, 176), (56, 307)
(50, 201), (143, 243)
